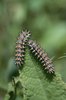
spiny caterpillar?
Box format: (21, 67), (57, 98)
(28, 40), (55, 74)
(15, 30), (31, 68)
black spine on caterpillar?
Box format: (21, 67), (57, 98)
(28, 40), (55, 74)
(15, 30), (31, 68)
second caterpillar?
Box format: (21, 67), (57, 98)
(28, 40), (55, 74)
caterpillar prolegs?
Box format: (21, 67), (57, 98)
(15, 30), (31, 68)
(28, 40), (55, 74)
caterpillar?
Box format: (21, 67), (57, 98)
(15, 30), (31, 68)
(28, 40), (55, 74)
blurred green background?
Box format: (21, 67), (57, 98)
(0, 0), (66, 99)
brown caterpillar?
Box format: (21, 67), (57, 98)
(15, 30), (31, 68)
(28, 40), (55, 74)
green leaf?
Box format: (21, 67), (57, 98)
(4, 49), (66, 100)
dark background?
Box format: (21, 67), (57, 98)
(0, 0), (66, 99)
